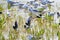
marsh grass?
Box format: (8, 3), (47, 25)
(0, 32), (5, 40)
(0, 14), (5, 40)
(8, 3), (11, 9)
(9, 30), (19, 40)
(0, 4), (4, 12)
(0, 1), (60, 40)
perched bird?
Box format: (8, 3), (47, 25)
(0, 12), (2, 14)
(13, 21), (18, 30)
(24, 16), (32, 29)
(26, 16), (32, 26)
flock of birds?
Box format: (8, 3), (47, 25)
(1, 0), (59, 31)
(0, 0), (60, 40)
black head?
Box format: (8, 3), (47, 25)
(24, 25), (26, 28)
(57, 12), (60, 15)
(24, 25), (30, 29)
(36, 16), (40, 18)
(25, 22), (30, 26)
(13, 26), (17, 30)
(39, 14), (42, 17)
(36, 14), (42, 18)
(57, 12), (60, 17)
(0, 12), (2, 14)
(26, 23), (28, 25)
(57, 12), (59, 15)
(59, 23), (60, 25)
